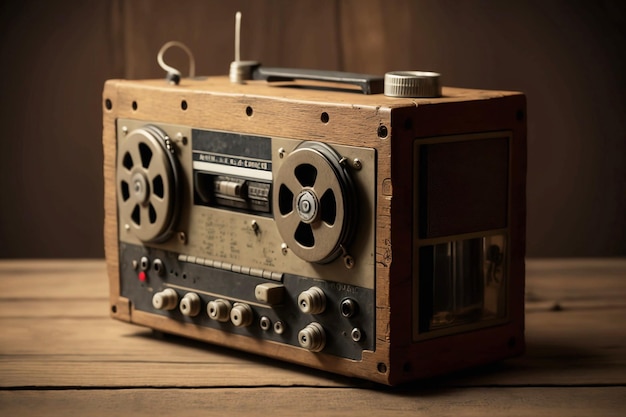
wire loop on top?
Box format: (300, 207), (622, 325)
(157, 41), (196, 84)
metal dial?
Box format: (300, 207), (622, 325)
(117, 126), (179, 242)
(273, 142), (357, 264)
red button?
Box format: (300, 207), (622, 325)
(138, 271), (147, 282)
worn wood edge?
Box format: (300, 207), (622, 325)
(106, 76), (524, 108)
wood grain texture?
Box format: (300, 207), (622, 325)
(0, 259), (624, 415)
(1, 388), (625, 417)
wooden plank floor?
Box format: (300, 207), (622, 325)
(0, 259), (624, 416)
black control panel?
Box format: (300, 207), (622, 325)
(119, 242), (375, 360)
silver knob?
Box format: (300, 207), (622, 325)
(179, 292), (201, 317)
(298, 322), (326, 352)
(207, 299), (232, 322)
(152, 288), (178, 311)
(384, 71), (441, 98)
(230, 303), (253, 327)
(297, 287), (326, 314)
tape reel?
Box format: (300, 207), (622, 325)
(117, 126), (179, 242)
(274, 142), (357, 264)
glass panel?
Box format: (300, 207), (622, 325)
(418, 235), (506, 334)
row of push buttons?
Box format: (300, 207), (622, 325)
(177, 254), (283, 282)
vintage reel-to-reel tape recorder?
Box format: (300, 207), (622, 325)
(103, 21), (526, 385)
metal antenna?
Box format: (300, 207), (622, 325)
(229, 11), (259, 83)
(235, 11), (241, 63)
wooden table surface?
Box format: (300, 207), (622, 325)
(0, 259), (624, 416)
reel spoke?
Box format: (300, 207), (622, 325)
(119, 193), (136, 212)
(139, 204), (150, 225)
(128, 144), (143, 172)
(311, 220), (336, 245)
(311, 174), (335, 199)
(149, 194), (168, 218)
(281, 174), (301, 196)
(281, 210), (302, 236)
(118, 165), (133, 183)
(149, 151), (167, 179)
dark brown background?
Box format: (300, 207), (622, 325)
(1, 0), (624, 258)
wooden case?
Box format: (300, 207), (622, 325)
(103, 76), (526, 385)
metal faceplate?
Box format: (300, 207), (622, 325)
(115, 119), (377, 359)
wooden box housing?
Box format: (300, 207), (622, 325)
(103, 76), (526, 385)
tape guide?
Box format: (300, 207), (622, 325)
(103, 55), (526, 385)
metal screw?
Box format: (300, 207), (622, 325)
(281, 243), (288, 255)
(344, 254), (355, 269)
(278, 147), (285, 159)
(124, 223), (130, 231)
(175, 132), (188, 145)
(122, 126), (128, 135)
(352, 158), (362, 170)
(377, 125), (388, 138)
(251, 220), (259, 233)
(178, 232), (187, 244)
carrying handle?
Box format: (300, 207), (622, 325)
(229, 12), (383, 94)
(251, 67), (384, 95)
